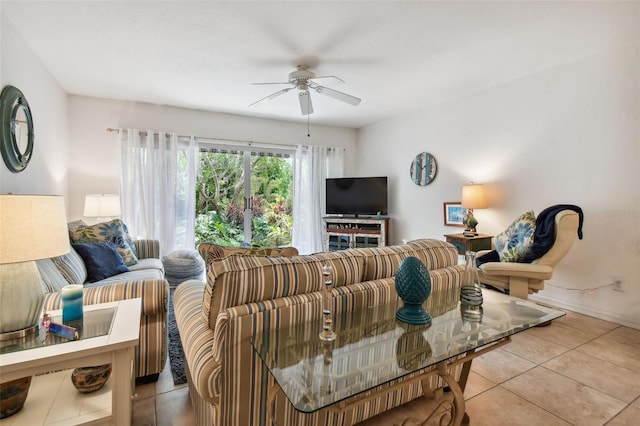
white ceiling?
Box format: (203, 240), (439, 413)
(2, 1), (636, 128)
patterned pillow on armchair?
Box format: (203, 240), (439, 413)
(494, 210), (536, 262)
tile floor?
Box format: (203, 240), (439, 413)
(134, 306), (640, 425)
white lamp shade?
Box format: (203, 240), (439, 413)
(0, 195), (70, 335)
(0, 194), (70, 264)
(84, 194), (121, 217)
(461, 184), (487, 210)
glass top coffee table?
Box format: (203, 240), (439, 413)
(252, 288), (564, 425)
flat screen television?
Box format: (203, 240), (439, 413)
(326, 176), (388, 216)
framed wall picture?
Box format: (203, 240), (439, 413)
(443, 202), (467, 227)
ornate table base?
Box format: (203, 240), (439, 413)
(267, 337), (511, 426)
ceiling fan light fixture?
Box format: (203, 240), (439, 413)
(249, 65), (360, 115)
(289, 65), (316, 84)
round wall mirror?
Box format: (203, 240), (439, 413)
(410, 152), (437, 186)
(1, 85), (34, 173)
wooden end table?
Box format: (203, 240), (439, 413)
(444, 233), (492, 255)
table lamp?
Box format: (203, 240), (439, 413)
(84, 194), (121, 223)
(461, 183), (487, 236)
(0, 194), (69, 340)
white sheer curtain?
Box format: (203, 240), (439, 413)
(292, 145), (344, 254)
(119, 129), (198, 255)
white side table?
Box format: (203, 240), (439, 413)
(0, 298), (141, 425)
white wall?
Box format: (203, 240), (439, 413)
(4, 2), (637, 328)
(356, 44), (640, 328)
(0, 12), (69, 197)
(66, 95), (358, 220)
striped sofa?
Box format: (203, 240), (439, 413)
(37, 239), (169, 381)
(174, 238), (465, 425)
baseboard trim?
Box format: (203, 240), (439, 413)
(530, 293), (640, 330)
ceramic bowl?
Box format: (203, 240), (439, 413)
(71, 364), (112, 393)
(0, 376), (32, 419)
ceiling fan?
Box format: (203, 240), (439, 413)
(249, 65), (361, 115)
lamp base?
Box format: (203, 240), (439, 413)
(463, 209), (479, 234)
(0, 262), (45, 335)
(0, 324), (38, 342)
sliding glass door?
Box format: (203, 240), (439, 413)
(195, 146), (293, 247)
(249, 153), (293, 247)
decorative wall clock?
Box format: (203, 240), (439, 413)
(1, 85), (34, 173)
(410, 152), (437, 186)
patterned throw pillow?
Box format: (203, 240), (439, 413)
(67, 220), (87, 232)
(197, 242), (298, 265)
(494, 210), (536, 262)
(69, 219), (138, 266)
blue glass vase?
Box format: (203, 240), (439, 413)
(395, 257), (432, 325)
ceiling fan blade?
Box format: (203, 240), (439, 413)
(313, 85), (361, 106)
(309, 75), (345, 85)
(299, 90), (314, 115)
(249, 88), (292, 107)
(251, 82), (292, 86)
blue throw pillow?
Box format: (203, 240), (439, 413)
(72, 243), (129, 282)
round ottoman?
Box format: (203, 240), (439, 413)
(162, 250), (205, 288)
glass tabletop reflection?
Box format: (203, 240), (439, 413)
(251, 288), (564, 413)
(0, 307), (116, 355)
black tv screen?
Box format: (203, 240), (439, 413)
(326, 177), (388, 216)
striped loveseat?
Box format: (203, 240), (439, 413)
(174, 239), (464, 425)
(37, 238), (169, 381)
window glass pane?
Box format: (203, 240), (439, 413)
(250, 154), (293, 247)
(195, 151), (245, 246)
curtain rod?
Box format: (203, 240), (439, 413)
(106, 128), (345, 151)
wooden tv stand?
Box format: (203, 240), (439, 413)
(323, 217), (389, 251)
